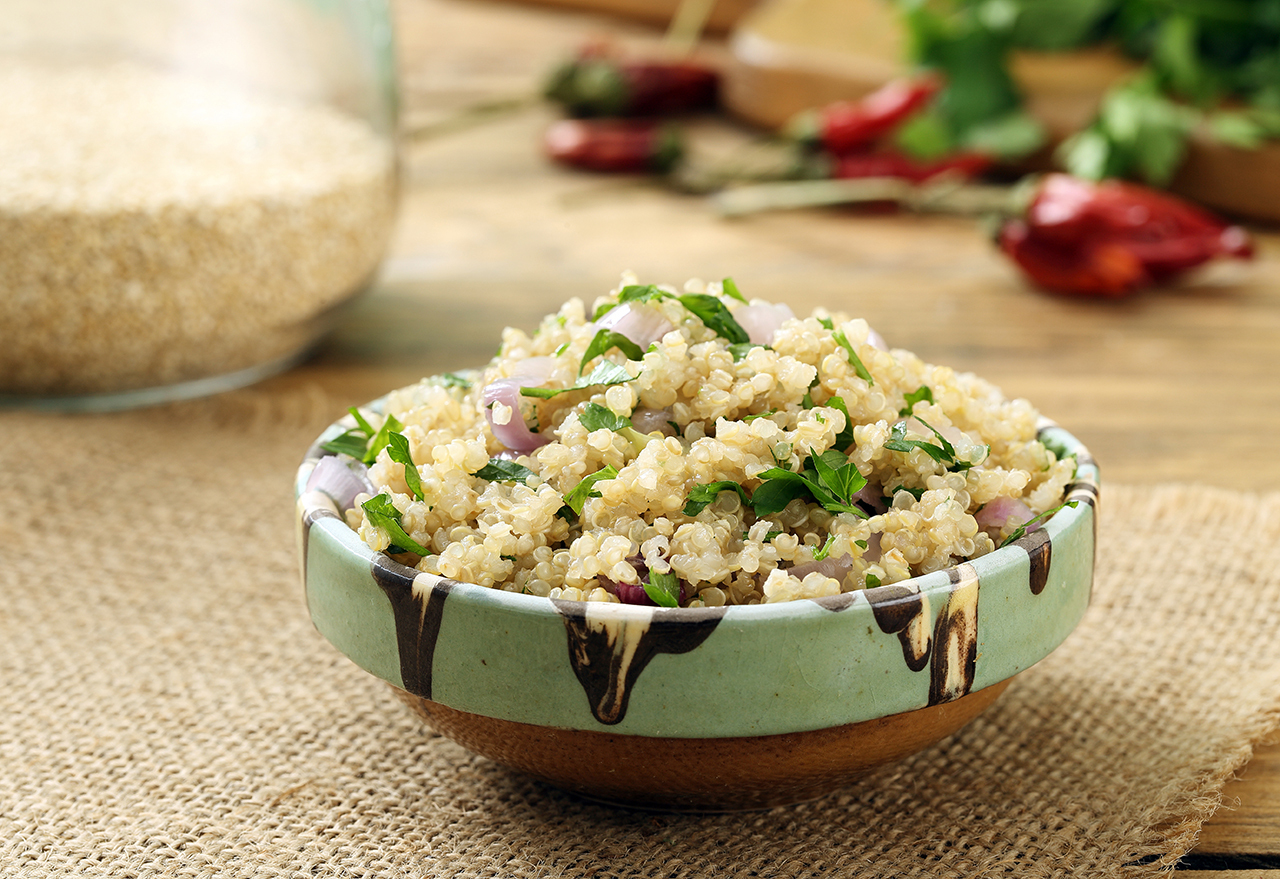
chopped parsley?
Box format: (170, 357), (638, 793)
(438, 372), (474, 390)
(721, 277), (748, 304)
(812, 534), (836, 561)
(1000, 500), (1079, 547)
(683, 481), (752, 517)
(521, 360), (636, 399)
(472, 458), (537, 485)
(559, 465), (619, 519)
(580, 328), (644, 375)
(644, 570), (681, 608)
(752, 449), (869, 518)
(884, 418), (985, 472)
(578, 403), (653, 454)
(832, 329), (874, 385)
(865, 573), (882, 589)
(899, 385), (934, 416)
(729, 342), (766, 361)
(616, 285), (750, 345)
(362, 493), (430, 556)
(386, 432), (425, 502)
(827, 395), (855, 451)
(320, 407), (403, 465)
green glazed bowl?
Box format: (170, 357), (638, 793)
(296, 406), (1099, 810)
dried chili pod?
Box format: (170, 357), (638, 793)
(997, 174), (1254, 297)
(544, 118), (683, 173)
(786, 76), (943, 155)
(544, 51), (719, 118)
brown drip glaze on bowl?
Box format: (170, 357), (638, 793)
(395, 678), (1013, 812)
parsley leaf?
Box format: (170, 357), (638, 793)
(729, 342), (766, 361)
(365, 413), (404, 465)
(683, 481), (751, 517)
(560, 465), (619, 518)
(578, 403), (654, 454)
(578, 402), (631, 433)
(899, 385), (934, 416)
(827, 395), (855, 451)
(1000, 500), (1079, 547)
(721, 277), (748, 304)
(866, 573), (882, 589)
(644, 570), (681, 607)
(678, 293), (750, 344)
(320, 430), (371, 460)
(752, 450), (868, 518)
(618, 284), (670, 304)
(362, 493), (430, 556)
(885, 419), (983, 472)
(438, 372), (474, 389)
(521, 361), (637, 399)
(616, 285), (750, 345)
(472, 459), (537, 484)
(831, 329), (873, 385)
(386, 432), (425, 502)
(580, 328), (644, 375)
(812, 534), (836, 561)
(320, 406), (377, 459)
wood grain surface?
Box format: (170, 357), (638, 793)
(265, 0), (1280, 870)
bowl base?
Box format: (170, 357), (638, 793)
(396, 678), (1013, 811)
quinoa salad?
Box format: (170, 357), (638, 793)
(309, 275), (1076, 608)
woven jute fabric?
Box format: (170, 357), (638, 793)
(2, 388), (1279, 879)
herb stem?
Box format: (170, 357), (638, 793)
(714, 176), (1018, 218)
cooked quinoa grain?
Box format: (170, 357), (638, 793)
(0, 62), (396, 395)
(336, 275), (1076, 607)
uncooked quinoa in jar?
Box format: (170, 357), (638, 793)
(308, 275), (1078, 608)
(0, 61), (397, 398)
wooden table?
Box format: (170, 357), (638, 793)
(264, 0), (1280, 872)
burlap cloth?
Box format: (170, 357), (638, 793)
(3, 388), (1279, 878)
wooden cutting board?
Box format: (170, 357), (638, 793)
(721, 0), (1280, 222)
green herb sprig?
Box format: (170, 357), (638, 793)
(643, 570), (681, 607)
(472, 458), (537, 484)
(521, 361), (637, 400)
(617, 284), (750, 345)
(559, 465), (620, 520)
(884, 418), (986, 472)
(361, 493), (431, 556)
(320, 408), (404, 465)
(386, 432), (425, 502)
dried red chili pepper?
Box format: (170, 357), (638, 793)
(544, 118), (683, 173)
(544, 49), (719, 118)
(833, 150), (992, 184)
(787, 75), (943, 155)
(997, 174), (1254, 297)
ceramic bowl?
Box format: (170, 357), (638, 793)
(295, 406), (1099, 811)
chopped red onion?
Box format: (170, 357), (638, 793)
(599, 556), (688, 606)
(481, 378), (549, 452)
(854, 483), (888, 515)
(975, 496), (1035, 533)
(862, 532), (882, 563)
(514, 356), (559, 383)
(786, 553), (855, 584)
(592, 302), (673, 350)
(732, 303), (795, 345)
(306, 455), (375, 512)
(630, 407), (677, 436)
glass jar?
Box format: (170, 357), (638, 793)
(0, 0), (399, 410)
